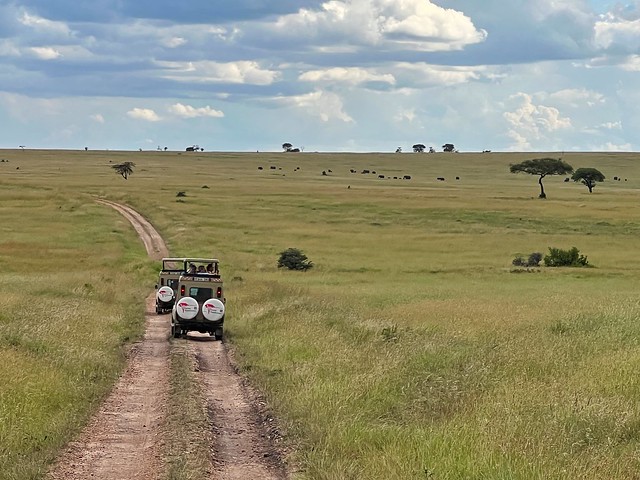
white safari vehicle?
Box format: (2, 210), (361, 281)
(171, 258), (226, 340)
(155, 258), (187, 314)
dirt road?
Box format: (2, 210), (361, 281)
(48, 200), (288, 480)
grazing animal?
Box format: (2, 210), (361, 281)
(322, 171), (327, 176)
(270, 166), (276, 170)
(350, 169), (357, 173)
(437, 177), (445, 181)
(362, 169), (370, 174)
(258, 166), (263, 170)
(456, 176), (460, 180)
(403, 175), (411, 180)
(378, 175), (385, 179)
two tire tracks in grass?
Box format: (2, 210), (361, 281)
(48, 200), (288, 480)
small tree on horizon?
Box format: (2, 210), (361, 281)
(412, 144), (426, 153)
(510, 157), (573, 198)
(112, 161), (135, 180)
(442, 143), (455, 152)
(282, 142), (293, 152)
(572, 167), (605, 193)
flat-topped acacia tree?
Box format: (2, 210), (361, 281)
(572, 167), (605, 193)
(510, 157), (573, 199)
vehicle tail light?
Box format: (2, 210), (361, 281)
(181, 285), (185, 296)
(216, 287), (222, 298)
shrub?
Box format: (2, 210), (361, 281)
(277, 248), (313, 271)
(543, 247), (589, 267)
(512, 252), (542, 267)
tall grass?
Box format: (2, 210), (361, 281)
(3, 149), (640, 478)
(0, 183), (153, 479)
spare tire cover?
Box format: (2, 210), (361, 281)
(175, 296), (199, 320)
(202, 298), (225, 321)
(156, 286), (174, 303)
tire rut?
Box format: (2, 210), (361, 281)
(48, 200), (289, 480)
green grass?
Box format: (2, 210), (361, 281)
(3, 149), (640, 478)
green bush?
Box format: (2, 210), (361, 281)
(277, 248), (313, 271)
(543, 247), (589, 267)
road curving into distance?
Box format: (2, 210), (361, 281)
(48, 199), (287, 480)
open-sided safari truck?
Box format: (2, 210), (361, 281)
(155, 257), (187, 314)
(170, 258), (226, 340)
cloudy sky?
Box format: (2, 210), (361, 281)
(1, 0), (639, 152)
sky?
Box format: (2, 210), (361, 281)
(1, 0), (640, 152)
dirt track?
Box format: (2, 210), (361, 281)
(48, 200), (287, 480)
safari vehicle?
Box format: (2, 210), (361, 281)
(155, 258), (186, 314)
(171, 258), (226, 340)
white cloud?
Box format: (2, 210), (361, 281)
(547, 88), (605, 107)
(393, 62), (486, 86)
(157, 60), (279, 85)
(276, 90), (353, 122)
(90, 114), (105, 123)
(162, 36), (187, 48)
(595, 14), (640, 51)
(267, 0), (487, 52)
(19, 12), (72, 37)
(168, 103), (224, 118)
(30, 46), (61, 60)
(127, 108), (161, 122)
(504, 93), (572, 150)
(299, 67), (395, 86)
(597, 121), (622, 130)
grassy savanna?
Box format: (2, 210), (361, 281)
(3, 149), (640, 478)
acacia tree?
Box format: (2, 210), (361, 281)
(282, 142), (293, 152)
(572, 167), (605, 193)
(112, 161), (135, 180)
(412, 144), (426, 153)
(509, 157), (573, 199)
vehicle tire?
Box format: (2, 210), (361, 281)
(156, 305), (161, 314)
(171, 324), (180, 338)
(215, 327), (223, 341)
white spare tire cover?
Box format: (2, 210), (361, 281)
(202, 298), (225, 321)
(156, 286), (174, 303)
(175, 297), (199, 320)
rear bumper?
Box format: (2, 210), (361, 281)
(173, 317), (224, 333)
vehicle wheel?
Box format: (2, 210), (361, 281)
(171, 324), (180, 338)
(215, 328), (223, 341)
(155, 305), (161, 314)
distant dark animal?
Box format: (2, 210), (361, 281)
(270, 166), (276, 170)
(328, 169), (332, 173)
(403, 175), (411, 180)
(564, 177), (570, 182)
(347, 185), (351, 189)
(456, 176), (460, 180)
(614, 176), (618, 180)
(362, 170), (370, 174)
(322, 171), (327, 176)
(437, 177), (445, 181)
(258, 166), (263, 170)
(350, 169), (357, 173)
(372, 171), (376, 174)
(393, 177), (398, 179)
(378, 175), (385, 179)
(186, 146), (195, 152)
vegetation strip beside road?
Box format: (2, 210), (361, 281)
(50, 199), (288, 480)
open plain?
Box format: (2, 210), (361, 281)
(2, 149), (640, 479)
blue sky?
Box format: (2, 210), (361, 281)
(1, 0), (640, 152)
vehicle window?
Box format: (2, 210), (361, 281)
(189, 287), (212, 302)
(168, 279), (178, 289)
